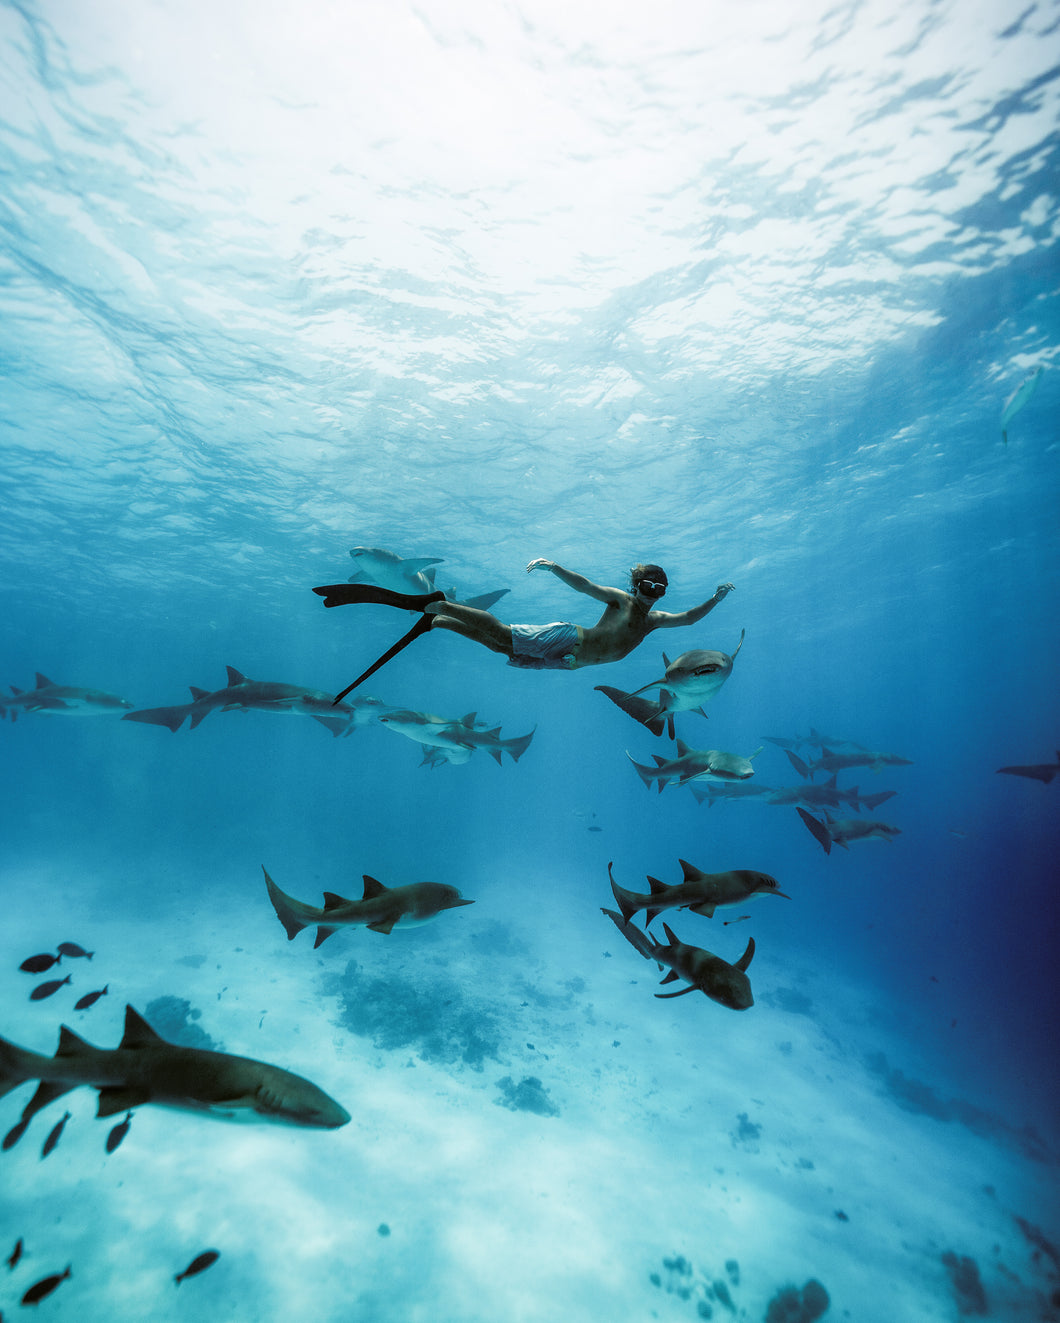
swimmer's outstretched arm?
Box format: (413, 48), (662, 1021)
(526, 559), (624, 604)
(651, 582), (735, 629)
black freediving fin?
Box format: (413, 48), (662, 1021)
(331, 613), (435, 704)
(312, 584), (446, 611)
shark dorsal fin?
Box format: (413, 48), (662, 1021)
(35, 673), (55, 688)
(662, 922), (680, 946)
(189, 686), (210, 701)
(120, 1007), (165, 1050)
(361, 875), (389, 899)
(678, 859), (699, 883)
(651, 755), (668, 768)
(735, 936), (756, 972)
(403, 556), (443, 573)
(322, 892), (351, 910)
(646, 875), (667, 895)
(662, 653), (672, 669)
(675, 739), (691, 757)
(825, 774), (837, 787)
(56, 1025), (92, 1057)
(226, 666), (248, 686)
(461, 712), (477, 727)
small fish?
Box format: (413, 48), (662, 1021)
(1000, 364), (1043, 445)
(723, 915), (751, 926)
(30, 976), (72, 1001)
(105, 1111), (133, 1154)
(7, 1238), (23, 1269)
(20, 1265), (71, 1306)
(41, 1112), (72, 1159)
(19, 954), (60, 974)
(56, 943), (93, 960)
(74, 986), (109, 1011)
(175, 1249), (220, 1285)
(587, 826), (603, 833)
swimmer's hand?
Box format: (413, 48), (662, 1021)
(715, 582), (735, 598)
(526, 558), (554, 574)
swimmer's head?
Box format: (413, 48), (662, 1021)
(631, 563), (668, 600)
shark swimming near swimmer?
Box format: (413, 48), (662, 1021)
(0, 1005), (350, 1149)
(626, 738), (762, 792)
(595, 630), (745, 738)
(1, 674), (134, 721)
(123, 667), (388, 736)
(601, 909), (756, 1010)
(607, 859), (788, 925)
(263, 866), (474, 946)
(346, 546), (510, 612)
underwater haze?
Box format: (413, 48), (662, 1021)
(1, 0), (1058, 1319)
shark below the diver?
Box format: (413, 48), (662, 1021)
(626, 738), (762, 791)
(607, 859), (788, 924)
(601, 909), (756, 1010)
(797, 808), (901, 855)
(1, 674), (134, 721)
(123, 667), (386, 736)
(0, 1005), (350, 1150)
(377, 708), (535, 766)
(263, 866), (474, 946)
(595, 630), (745, 738)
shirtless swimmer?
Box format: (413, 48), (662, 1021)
(314, 561), (734, 696)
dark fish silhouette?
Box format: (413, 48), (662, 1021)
(41, 1111), (71, 1159)
(105, 1111), (133, 1153)
(74, 987), (108, 1011)
(7, 1237), (23, 1269)
(175, 1249), (220, 1285)
(19, 955), (60, 975)
(20, 1265), (71, 1305)
(30, 977), (71, 1002)
(996, 752), (1060, 784)
(56, 943), (93, 960)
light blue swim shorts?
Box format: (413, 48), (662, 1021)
(507, 622), (581, 670)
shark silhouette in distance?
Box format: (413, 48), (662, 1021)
(761, 729), (867, 755)
(377, 708), (535, 766)
(0, 1005), (350, 1149)
(785, 746), (912, 780)
(627, 738), (762, 792)
(607, 859), (788, 925)
(688, 781), (774, 807)
(346, 545), (509, 612)
(996, 752), (1060, 785)
(797, 807), (901, 855)
(1000, 364), (1043, 446)
(602, 908), (756, 1010)
(763, 776), (895, 813)
(263, 866), (474, 946)
(1, 674), (134, 721)
(596, 629), (745, 738)
(123, 667), (388, 736)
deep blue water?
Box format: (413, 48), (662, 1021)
(1, 2), (1058, 1320)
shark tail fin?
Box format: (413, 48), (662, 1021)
(797, 808), (832, 855)
(262, 866), (308, 941)
(500, 728), (536, 763)
(122, 704), (192, 733)
(0, 1034), (40, 1104)
(607, 861), (641, 924)
(625, 752), (658, 791)
(594, 685), (666, 737)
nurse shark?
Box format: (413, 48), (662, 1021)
(607, 859), (788, 924)
(0, 1005), (350, 1149)
(263, 866), (474, 946)
(596, 630), (745, 738)
(347, 545), (509, 612)
(602, 909), (756, 1010)
(797, 808), (901, 854)
(626, 738), (762, 791)
(1, 674), (133, 720)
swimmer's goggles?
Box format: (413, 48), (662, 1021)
(636, 579), (667, 598)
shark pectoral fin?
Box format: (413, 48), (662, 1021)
(797, 808), (832, 855)
(689, 903), (716, 918)
(97, 1086), (150, 1118)
(659, 969), (680, 984)
(313, 926), (339, 948)
(367, 920), (397, 934)
(311, 716), (349, 737)
(122, 705), (191, 733)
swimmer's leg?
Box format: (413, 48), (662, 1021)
(425, 600), (513, 656)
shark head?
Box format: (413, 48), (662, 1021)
(249, 1068), (352, 1129)
(744, 871), (791, 900)
(629, 632), (744, 713)
(434, 885), (475, 912)
(700, 746), (761, 781)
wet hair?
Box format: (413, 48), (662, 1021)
(629, 563), (668, 592)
